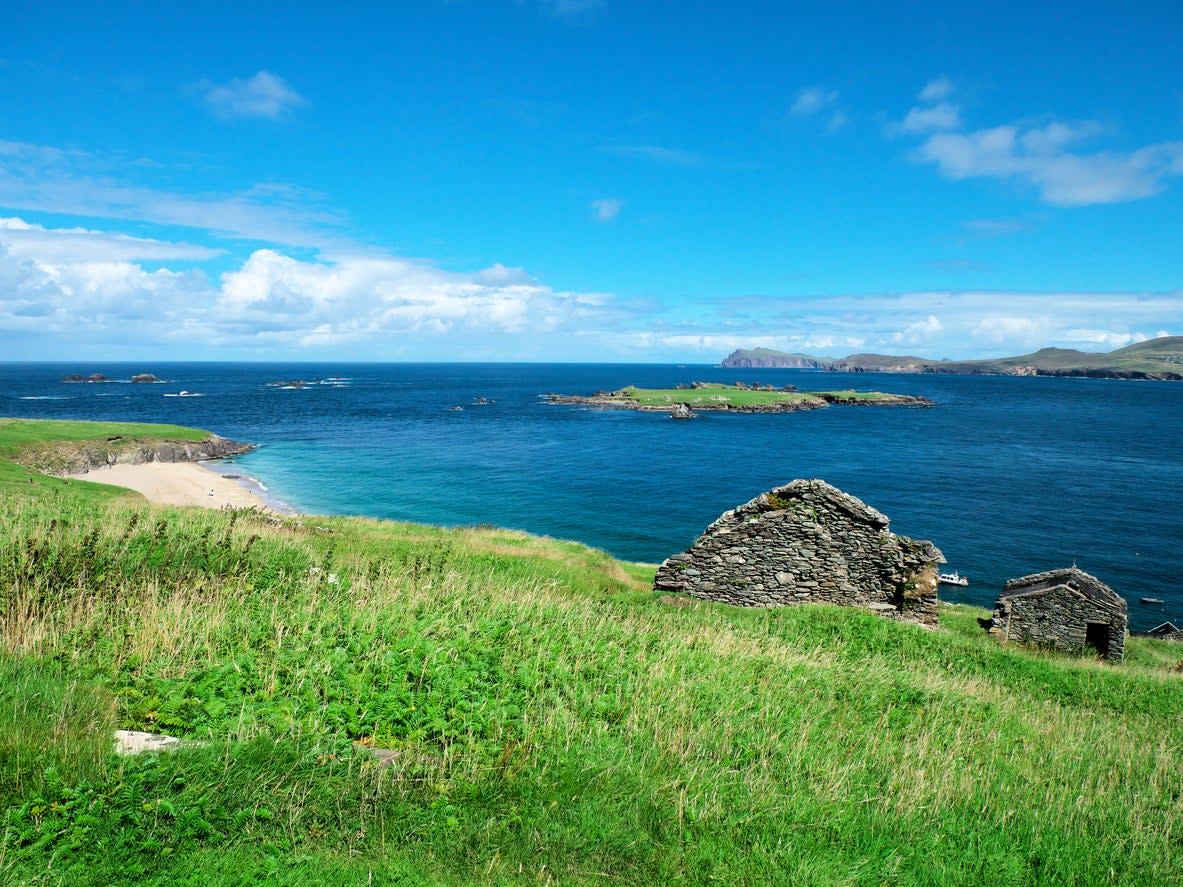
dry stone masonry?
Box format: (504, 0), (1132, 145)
(654, 479), (944, 624)
(990, 567), (1127, 660)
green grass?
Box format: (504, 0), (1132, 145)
(0, 418), (207, 458)
(0, 418), (213, 503)
(614, 385), (902, 408)
(1, 424), (1182, 885)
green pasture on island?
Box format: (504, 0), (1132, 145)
(617, 384), (880, 407)
(1, 418), (1181, 886)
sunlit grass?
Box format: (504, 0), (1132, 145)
(0, 425), (1180, 885)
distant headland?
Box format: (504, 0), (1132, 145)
(721, 335), (1183, 380)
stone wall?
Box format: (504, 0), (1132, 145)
(990, 568), (1127, 660)
(653, 479), (944, 624)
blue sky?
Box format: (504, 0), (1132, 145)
(2, 0), (1181, 361)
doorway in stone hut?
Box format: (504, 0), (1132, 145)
(1085, 622), (1110, 656)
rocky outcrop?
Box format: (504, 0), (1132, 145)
(670, 403), (696, 420)
(989, 567), (1127, 660)
(130, 373), (160, 383)
(547, 388), (931, 413)
(654, 479), (944, 624)
(31, 435), (255, 475)
(721, 349), (830, 369)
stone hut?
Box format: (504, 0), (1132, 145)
(654, 479), (944, 624)
(990, 567), (1127, 660)
(1134, 621), (1183, 643)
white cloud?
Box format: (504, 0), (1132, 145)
(892, 84), (1183, 206)
(916, 124), (1183, 205)
(670, 290), (1183, 359)
(899, 102), (961, 134)
(203, 71), (305, 120)
(791, 87), (839, 116)
(590, 197), (622, 221)
(892, 314), (944, 345)
(0, 215), (621, 354)
(0, 139), (347, 248)
(919, 76), (955, 102)
(827, 112), (849, 133)
(0, 217), (223, 262)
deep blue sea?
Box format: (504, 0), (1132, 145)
(3, 362), (1180, 630)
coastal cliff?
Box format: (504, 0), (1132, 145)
(50, 435), (255, 475)
(0, 425), (255, 476)
(721, 335), (1183, 380)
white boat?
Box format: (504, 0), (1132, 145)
(938, 571), (969, 587)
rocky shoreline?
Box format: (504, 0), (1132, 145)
(22, 434), (256, 475)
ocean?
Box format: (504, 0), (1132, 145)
(2, 361), (1180, 630)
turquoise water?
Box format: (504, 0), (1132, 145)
(3, 362), (1180, 629)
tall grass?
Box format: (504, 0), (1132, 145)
(2, 489), (1181, 885)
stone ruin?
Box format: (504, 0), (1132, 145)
(654, 479), (944, 625)
(989, 567), (1127, 660)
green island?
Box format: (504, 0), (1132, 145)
(3, 418), (1182, 886)
(547, 382), (932, 413)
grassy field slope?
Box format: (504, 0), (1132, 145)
(0, 418), (211, 503)
(1, 420), (1181, 886)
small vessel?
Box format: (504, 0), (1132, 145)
(1140, 597), (1164, 605)
(938, 571), (969, 587)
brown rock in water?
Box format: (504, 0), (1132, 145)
(130, 373), (159, 383)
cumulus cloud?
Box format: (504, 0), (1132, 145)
(0, 217), (224, 262)
(919, 76), (955, 102)
(1, 216), (1178, 362)
(891, 82), (1183, 206)
(916, 124), (1183, 205)
(899, 102), (961, 134)
(0, 139), (347, 248)
(590, 198), (622, 221)
(791, 87), (839, 116)
(892, 314), (944, 345)
(203, 71), (305, 120)
(0, 216), (619, 353)
(661, 290), (1182, 359)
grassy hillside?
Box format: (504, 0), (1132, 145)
(2, 421), (1181, 885)
(0, 418), (210, 503)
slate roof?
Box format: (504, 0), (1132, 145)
(1000, 567), (1125, 608)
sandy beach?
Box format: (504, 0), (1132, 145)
(70, 462), (278, 512)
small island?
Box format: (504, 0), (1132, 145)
(546, 382), (932, 414)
